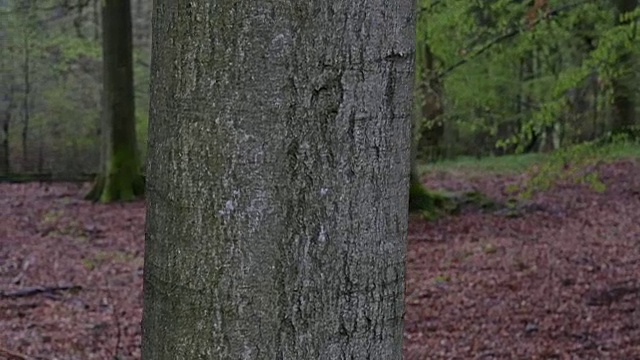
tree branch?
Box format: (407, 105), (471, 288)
(0, 346), (28, 360)
(436, 0), (595, 80)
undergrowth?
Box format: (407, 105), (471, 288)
(416, 139), (640, 215)
(424, 139), (638, 189)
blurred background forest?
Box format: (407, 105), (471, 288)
(1, 0), (151, 178)
(0, 0), (638, 179)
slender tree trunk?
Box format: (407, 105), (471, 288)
(410, 16), (444, 213)
(21, 31), (30, 168)
(0, 92), (12, 175)
(611, 0), (637, 136)
(142, 1), (415, 359)
(417, 43), (444, 161)
(87, 0), (143, 202)
(93, 0), (100, 41)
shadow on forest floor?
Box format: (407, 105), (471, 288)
(2, 159), (640, 359)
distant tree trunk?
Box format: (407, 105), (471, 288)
(0, 90), (13, 175)
(611, 0), (637, 136)
(0, 4), (11, 175)
(87, 0), (143, 202)
(142, 1), (415, 359)
(93, 0), (100, 41)
(410, 25), (446, 213)
(539, 47), (564, 153)
(21, 29), (30, 168)
(73, 1), (86, 38)
(519, 54), (535, 153)
(408, 161), (434, 213)
(417, 43), (445, 161)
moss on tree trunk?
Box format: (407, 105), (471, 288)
(408, 115), (446, 214)
(87, 149), (144, 202)
(87, 0), (143, 202)
(408, 169), (455, 218)
(408, 167), (496, 218)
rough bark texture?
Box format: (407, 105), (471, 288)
(87, 0), (143, 202)
(142, 1), (415, 359)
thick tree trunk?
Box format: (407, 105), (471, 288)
(142, 1), (415, 359)
(87, 0), (143, 202)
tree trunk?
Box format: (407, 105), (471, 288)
(21, 27), (30, 169)
(87, 0), (143, 202)
(410, 19), (444, 214)
(409, 112), (439, 214)
(0, 106), (10, 176)
(417, 43), (445, 161)
(142, 1), (415, 359)
(611, 0), (637, 136)
(0, 86), (14, 176)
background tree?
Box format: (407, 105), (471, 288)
(610, 0), (638, 137)
(0, 0), (636, 214)
(0, 0), (151, 180)
(415, 0), (638, 159)
(86, 0), (143, 202)
(142, 0), (415, 359)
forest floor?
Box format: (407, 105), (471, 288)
(1, 159), (640, 359)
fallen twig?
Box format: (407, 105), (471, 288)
(0, 346), (28, 360)
(0, 285), (82, 299)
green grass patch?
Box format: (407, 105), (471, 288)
(598, 140), (640, 160)
(419, 140), (640, 177)
(420, 152), (546, 176)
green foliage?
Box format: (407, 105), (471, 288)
(425, 138), (640, 171)
(422, 139), (640, 198)
(515, 135), (638, 197)
(48, 34), (102, 71)
(416, 0), (639, 159)
(521, 141), (609, 197)
(1, 0), (151, 176)
(421, 152), (546, 175)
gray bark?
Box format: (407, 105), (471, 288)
(142, 1), (415, 359)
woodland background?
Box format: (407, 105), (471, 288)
(1, 0), (637, 179)
(2, 1), (640, 359)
